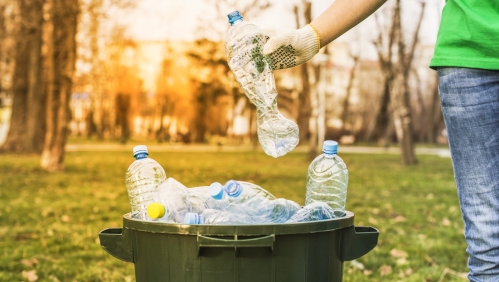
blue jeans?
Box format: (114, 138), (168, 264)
(438, 67), (499, 282)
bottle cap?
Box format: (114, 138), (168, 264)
(208, 182), (224, 200)
(133, 145), (148, 157)
(322, 140), (338, 155)
(147, 203), (165, 219)
(184, 213), (200, 224)
(227, 11), (243, 25)
(224, 180), (242, 198)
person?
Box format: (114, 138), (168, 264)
(262, 0), (499, 281)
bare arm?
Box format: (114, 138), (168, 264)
(311, 0), (388, 47)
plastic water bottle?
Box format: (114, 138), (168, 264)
(223, 180), (301, 223)
(266, 198), (302, 223)
(225, 11), (299, 158)
(146, 178), (192, 223)
(192, 180), (301, 224)
(305, 140), (349, 214)
(125, 145), (167, 219)
(184, 209), (257, 225)
(286, 202), (338, 223)
(186, 182), (228, 213)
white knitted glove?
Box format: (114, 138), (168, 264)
(262, 24), (320, 70)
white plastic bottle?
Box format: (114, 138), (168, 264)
(286, 202), (337, 223)
(146, 178), (192, 223)
(217, 180), (301, 223)
(305, 140), (348, 214)
(125, 145), (167, 219)
(184, 210), (257, 225)
(186, 182), (228, 213)
(225, 10), (299, 158)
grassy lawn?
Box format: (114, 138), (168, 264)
(0, 148), (467, 281)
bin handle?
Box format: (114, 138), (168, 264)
(197, 234), (275, 256)
(98, 228), (133, 263)
(340, 226), (379, 261)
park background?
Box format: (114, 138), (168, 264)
(0, 0), (468, 281)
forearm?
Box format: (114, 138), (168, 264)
(311, 0), (387, 47)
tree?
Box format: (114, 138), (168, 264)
(370, 0), (425, 165)
(41, 0), (79, 171)
(1, 0), (45, 154)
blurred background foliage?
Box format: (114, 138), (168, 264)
(0, 0), (447, 170)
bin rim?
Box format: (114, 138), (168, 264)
(122, 211), (355, 236)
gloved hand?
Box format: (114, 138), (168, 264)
(262, 24), (320, 70)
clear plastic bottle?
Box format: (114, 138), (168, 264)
(146, 178), (192, 223)
(305, 140), (349, 214)
(125, 145), (167, 219)
(286, 202), (338, 223)
(210, 180), (301, 224)
(186, 182), (228, 213)
(184, 210), (257, 225)
(225, 10), (299, 158)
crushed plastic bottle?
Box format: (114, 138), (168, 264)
(225, 10), (299, 158)
(183, 180), (301, 224)
(286, 202), (339, 223)
(305, 140), (348, 214)
(146, 178), (192, 223)
(184, 209), (258, 225)
(187, 182), (228, 213)
(125, 145), (167, 219)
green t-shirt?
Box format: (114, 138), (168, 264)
(429, 0), (499, 70)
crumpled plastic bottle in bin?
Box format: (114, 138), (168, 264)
(147, 178), (192, 223)
(225, 10), (299, 158)
(184, 180), (301, 224)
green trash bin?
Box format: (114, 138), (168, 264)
(99, 211), (378, 282)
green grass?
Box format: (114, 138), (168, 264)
(0, 149), (467, 281)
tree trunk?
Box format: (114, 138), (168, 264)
(391, 72), (417, 165)
(427, 73), (442, 143)
(365, 78), (391, 143)
(294, 3), (312, 146)
(341, 55), (359, 135)
(41, 0), (79, 171)
(1, 0), (45, 153)
(390, 0), (418, 165)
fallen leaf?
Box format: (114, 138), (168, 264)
(20, 258), (39, 267)
(442, 217), (451, 226)
(61, 215), (71, 222)
(22, 270), (38, 282)
(350, 260), (365, 270)
(393, 215), (406, 222)
(396, 257), (407, 265)
(380, 265), (392, 276)
(390, 248), (408, 258)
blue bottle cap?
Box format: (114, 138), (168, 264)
(184, 213), (200, 224)
(133, 145), (149, 158)
(224, 180), (242, 198)
(227, 10), (243, 25)
(208, 182), (224, 200)
(322, 140), (338, 155)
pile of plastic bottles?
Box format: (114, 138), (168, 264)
(125, 143), (348, 225)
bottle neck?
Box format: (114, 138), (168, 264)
(134, 153), (148, 160)
(323, 153), (336, 159)
(231, 19), (243, 26)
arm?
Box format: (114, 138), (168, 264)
(263, 0), (387, 70)
(311, 0), (388, 47)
